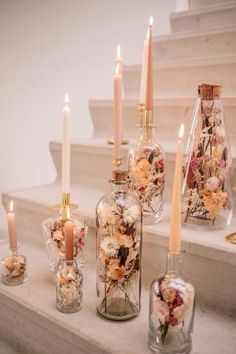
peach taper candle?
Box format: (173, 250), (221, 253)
(113, 62), (122, 162)
(65, 208), (74, 261)
(7, 200), (17, 251)
(139, 30), (148, 104)
(145, 16), (153, 111)
(169, 124), (184, 254)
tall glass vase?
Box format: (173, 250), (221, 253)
(96, 170), (142, 321)
(149, 253), (195, 354)
(128, 111), (165, 224)
(182, 84), (233, 229)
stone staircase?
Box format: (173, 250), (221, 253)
(1, 2), (236, 353)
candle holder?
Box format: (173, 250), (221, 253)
(42, 193), (88, 275)
(1, 248), (27, 286)
(56, 259), (83, 313)
(96, 166), (143, 321)
(128, 109), (165, 224)
(149, 253), (195, 354)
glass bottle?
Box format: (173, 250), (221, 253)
(56, 259), (83, 313)
(182, 84), (233, 229)
(96, 170), (142, 321)
(149, 253), (195, 354)
(128, 110), (165, 224)
(1, 248), (27, 286)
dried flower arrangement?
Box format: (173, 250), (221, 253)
(129, 146), (165, 216)
(97, 199), (141, 316)
(43, 217), (88, 272)
(56, 262), (83, 313)
(183, 100), (232, 226)
(2, 255), (27, 285)
(151, 276), (194, 344)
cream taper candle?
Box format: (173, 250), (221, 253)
(169, 124), (184, 254)
(62, 94), (71, 194)
(113, 62), (122, 161)
(115, 45), (123, 75)
(145, 16), (153, 111)
(7, 200), (17, 251)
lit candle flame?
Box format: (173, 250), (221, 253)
(149, 16), (153, 28)
(10, 200), (14, 212)
(65, 94), (69, 105)
(178, 123), (185, 139)
(117, 44), (121, 58)
(116, 62), (120, 76)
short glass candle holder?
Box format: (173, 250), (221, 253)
(149, 253), (195, 354)
(42, 216), (88, 275)
(1, 249), (27, 286)
(56, 259), (83, 313)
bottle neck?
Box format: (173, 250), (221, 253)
(166, 252), (181, 276)
(140, 125), (154, 142)
(140, 109), (154, 142)
(10, 248), (18, 257)
(111, 181), (128, 193)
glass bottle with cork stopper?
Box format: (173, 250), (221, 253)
(96, 160), (143, 320)
(182, 83), (233, 229)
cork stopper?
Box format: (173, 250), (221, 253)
(112, 170), (128, 181)
(198, 84), (221, 100)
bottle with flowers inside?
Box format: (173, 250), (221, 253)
(182, 84), (233, 230)
(149, 125), (195, 354)
(128, 18), (165, 225)
(96, 58), (142, 321)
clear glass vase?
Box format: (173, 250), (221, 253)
(128, 113), (165, 225)
(1, 249), (27, 286)
(182, 84), (233, 229)
(96, 171), (142, 320)
(42, 215), (88, 275)
(149, 253), (195, 354)
(56, 259), (83, 313)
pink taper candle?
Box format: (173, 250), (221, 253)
(169, 124), (184, 254)
(145, 16), (153, 110)
(65, 209), (74, 261)
(113, 62), (122, 161)
(139, 34), (148, 104)
(7, 200), (17, 251)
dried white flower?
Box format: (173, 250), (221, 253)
(123, 205), (140, 224)
(100, 236), (120, 257)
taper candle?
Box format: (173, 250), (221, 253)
(65, 208), (74, 261)
(62, 94), (71, 194)
(113, 62), (122, 161)
(145, 16), (153, 110)
(139, 30), (148, 104)
(169, 124), (184, 254)
(7, 200), (17, 251)
(115, 45), (123, 75)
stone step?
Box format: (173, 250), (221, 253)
(89, 97), (236, 144)
(123, 55), (236, 99)
(153, 24), (236, 62)
(2, 184), (236, 314)
(189, 0), (236, 11)
(170, 2), (236, 32)
(0, 241), (235, 354)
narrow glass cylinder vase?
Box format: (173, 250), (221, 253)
(128, 110), (165, 225)
(96, 170), (142, 320)
(149, 253), (195, 354)
(1, 248), (27, 286)
(182, 84), (233, 229)
(56, 259), (83, 313)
